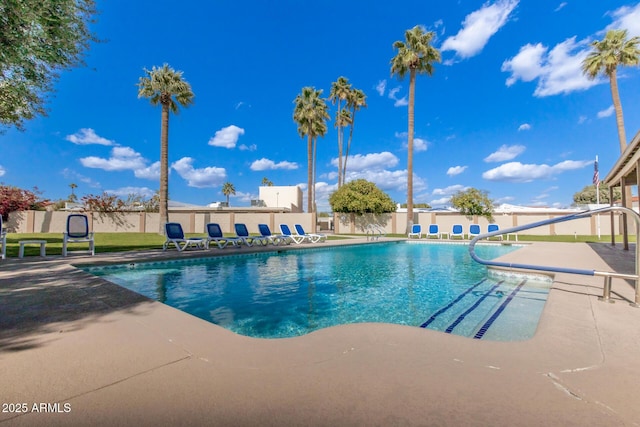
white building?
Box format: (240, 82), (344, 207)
(258, 186), (303, 213)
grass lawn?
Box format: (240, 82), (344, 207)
(3, 232), (347, 258)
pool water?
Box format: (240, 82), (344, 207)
(83, 242), (551, 341)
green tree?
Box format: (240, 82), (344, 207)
(293, 86), (329, 214)
(137, 64), (195, 234)
(572, 184), (621, 205)
(582, 29), (640, 152)
(343, 87), (367, 183)
(0, 0), (98, 130)
(450, 188), (494, 222)
(329, 179), (396, 215)
(390, 26), (441, 232)
(222, 182), (235, 206)
(261, 177), (273, 186)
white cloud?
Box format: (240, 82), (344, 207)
(502, 37), (597, 97)
(344, 169), (427, 196)
(597, 105), (615, 118)
(239, 143), (257, 151)
(388, 86), (408, 107)
(333, 152), (399, 171)
(0, 166), (5, 177)
(80, 146), (147, 171)
(134, 161), (160, 180)
(447, 165), (467, 176)
(208, 125), (245, 148)
(607, 3), (640, 37)
(441, 0), (518, 58)
(518, 123), (531, 131)
(430, 197), (452, 206)
(66, 128), (114, 146)
(250, 158), (298, 171)
(484, 144), (526, 162)
(432, 184), (467, 196)
(555, 2), (567, 12)
(413, 138), (428, 152)
(376, 80), (387, 96)
(61, 168), (101, 188)
(106, 186), (155, 198)
(482, 159), (591, 182)
(171, 157), (227, 188)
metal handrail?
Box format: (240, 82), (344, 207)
(468, 206), (640, 307)
(365, 224), (385, 241)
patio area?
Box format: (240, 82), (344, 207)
(1, 239), (639, 426)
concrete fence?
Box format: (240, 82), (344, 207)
(334, 210), (631, 236)
(6, 209), (631, 236)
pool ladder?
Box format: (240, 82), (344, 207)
(365, 224), (386, 241)
(468, 206), (640, 307)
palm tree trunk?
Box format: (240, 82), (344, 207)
(307, 134), (313, 213)
(609, 71), (632, 209)
(406, 68), (416, 233)
(159, 104), (170, 234)
(313, 135), (317, 215)
(610, 70), (627, 152)
(343, 110), (356, 184)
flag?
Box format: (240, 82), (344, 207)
(593, 157), (599, 187)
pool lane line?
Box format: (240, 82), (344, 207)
(420, 278), (487, 329)
(473, 279), (527, 340)
(444, 281), (504, 334)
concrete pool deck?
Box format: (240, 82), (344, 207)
(1, 239), (639, 426)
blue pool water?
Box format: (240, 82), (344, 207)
(83, 242), (551, 341)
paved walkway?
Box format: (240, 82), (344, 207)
(1, 240), (640, 426)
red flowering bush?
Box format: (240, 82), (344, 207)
(0, 185), (49, 220)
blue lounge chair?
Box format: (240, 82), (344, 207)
(408, 224), (422, 239)
(487, 224), (503, 240)
(0, 216), (6, 260)
(62, 214), (95, 256)
(469, 224), (481, 239)
(163, 222), (204, 251)
(294, 224), (326, 243)
(205, 223), (241, 249)
(427, 224), (440, 239)
(234, 223), (267, 246)
(279, 224), (309, 244)
(258, 224), (289, 245)
(450, 224), (464, 240)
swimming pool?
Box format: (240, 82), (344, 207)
(83, 242), (552, 341)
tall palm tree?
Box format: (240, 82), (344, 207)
(390, 26), (441, 233)
(137, 63), (194, 234)
(343, 88), (367, 184)
(222, 182), (235, 206)
(329, 77), (352, 188)
(293, 87), (329, 214)
(582, 29), (640, 152)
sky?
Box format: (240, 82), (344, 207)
(3, 0), (640, 212)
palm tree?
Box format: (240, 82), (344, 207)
(329, 77), (352, 188)
(261, 177), (274, 186)
(343, 88), (367, 184)
(138, 63), (194, 234)
(293, 87), (330, 214)
(68, 183), (78, 202)
(582, 29), (640, 152)
(222, 182), (235, 206)
(390, 25), (441, 233)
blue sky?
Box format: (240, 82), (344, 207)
(3, 0), (640, 212)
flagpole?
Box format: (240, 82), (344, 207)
(595, 155), (601, 239)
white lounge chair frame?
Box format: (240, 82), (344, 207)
(234, 223), (268, 247)
(62, 214), (95, 256)
(205, 223), (241, 249)
(294, 224), (326, 243)
(426, 224), (440, 239)
(468, 224), (481, 240)
(163, 222), (204, 251)
(258, 224), (289, 245)
(408, 224), (422, 239)
(0, 216), (6, 260)
(450, 224), (464, 240)
(279, 224), (309, 244)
